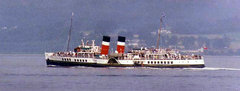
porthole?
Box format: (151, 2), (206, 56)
(161, 61), (163, 64)
(151, 61), (153, 64)
(171, 61), (173, 64)
(164, 61), (166, 64)
(167, 61), (170, 64)
(154, 61), (156, 64)
(85, 60), (87, 62)
(148, 61), (150, 64)
(157, 61), (159, 64)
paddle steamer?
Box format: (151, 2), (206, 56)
(45, 14), (205, 68)
(45, 35), (205, 68)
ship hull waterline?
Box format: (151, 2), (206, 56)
(46, 59), (205, 68)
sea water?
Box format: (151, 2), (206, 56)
(0, 54), (240, 91)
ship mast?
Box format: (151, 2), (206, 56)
(67, 12), (74, 51)
(156, 15), (165, 49)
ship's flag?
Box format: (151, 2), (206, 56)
(204, 47), (208, 50)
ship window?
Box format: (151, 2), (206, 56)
(151, 61), (153, 64)
(167, 61), (169, 64)
(164, 61), (166, 64)
(157, 61), (159, 64)
(80, 59), (82, 62)
(85, 60), (87, 62)
(148, 61), (150, 64)
(161, 61), (163, 64)
(62, 58), (64, 61)
(171, 61), (173, 64)
(154, 61), (156, 64)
